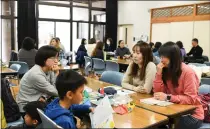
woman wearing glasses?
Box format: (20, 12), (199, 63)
(16, 45), (59, 116)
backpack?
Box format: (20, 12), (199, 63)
(1, 78), (21, 122)
(199, 93), (210, 123)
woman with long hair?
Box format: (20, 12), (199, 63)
(122, 42), (156, 94)
(153, 42), (204, 129)
(91, 41), (104, 60)
(49, 38), (65, 61)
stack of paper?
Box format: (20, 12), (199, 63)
(89, 96), (115, 128)
(140, 98), (173, 107)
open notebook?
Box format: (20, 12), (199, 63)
(140, 98), (173, 107)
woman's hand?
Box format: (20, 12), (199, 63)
(154, 92), (167, 101)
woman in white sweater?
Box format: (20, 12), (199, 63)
(122, 42), (157, 94)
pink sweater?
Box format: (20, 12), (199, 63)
(153, 63), (204, 120)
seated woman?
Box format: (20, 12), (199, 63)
(122, 42), (156, 94)
(176, 41), (186, 60)
(115, 40), (131, 59)
(18, 37), (37, 69)
(152, 42), (162, 57)
(16, 46), (59, 114)
(91, 41), (104, 60)
(153, 42), (204, 129)
(104, 38), (114, 52)
(49, 38), (65, 61)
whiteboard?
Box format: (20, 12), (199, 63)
(152, 23), (171, 43)
(193, 21), (210, 58)
(170, 21), (194, 53)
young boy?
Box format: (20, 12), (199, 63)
(7, 101), (46, 129)
(44, 70), (94, 129)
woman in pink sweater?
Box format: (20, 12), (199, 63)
(153, 42), (204, 129)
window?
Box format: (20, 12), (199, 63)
(39, 5), (70, 20)
(92, 10), (106, 22)
(92, 0), (106, 8)
(73, 7), (89, 21)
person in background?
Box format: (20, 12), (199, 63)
(76, 38), (88, 68)
(91, 41), (104, 60)
(152, 42), (162, 57)
(149, 42), (155, 50)
(49, 38), (65, 61)
(45, 70), (94, 129)
(16, 46), (59, 115)
(153, 42), (203, 129)
(187, 38), (203, 59)
(56, 37), (66, 53)
(104, 38), (113, 52)
(18, 37), (37, 69)
(122, 42), (156, 94)
(7, 101), (46, 129)
(115, 40), (131, 59)
(176, 41), (186, 60)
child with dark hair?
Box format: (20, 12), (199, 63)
(45, 70), (94, 129)
(7, 101), (46, 129)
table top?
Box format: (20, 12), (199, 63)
(130, 93), (197, 118)
(86, 77), (168, 128)
(1, 67), (17, 74)
(108, 58), (131, 65)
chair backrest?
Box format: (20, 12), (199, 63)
(100, 71), (124, 86)
(92, 58), (106, 70)
(37, 108), (62, 128)
(85, 62), (92, 76)
(204, 62), (210, 66)
(201, 78), (210, 85)
(10, 64), (21, 72)
(9, 61), (29, 75)
(203, 56), (209, 62)
(105, 61), (119, 72)
(84, 56), (92, 68)
(189, 63), (207, 67)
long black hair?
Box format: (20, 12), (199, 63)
(159, 42), (182, 87)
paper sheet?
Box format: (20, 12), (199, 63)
(117, 89), (135, 96)
(84, 86), (93, 93)
(140, 98), (173, 107)
(89, 96), (115, 128)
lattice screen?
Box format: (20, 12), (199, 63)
(197, 4), (210, 15)
(172, 6), (193, 16)
(152, 8), (170, 18)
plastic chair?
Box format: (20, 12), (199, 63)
(201, 78), (210, 85)
(92, 58), (106, 75)
(204, 62), (210, 66)
(100, 71), (124, 86)
(7, 117), (24, 127)
(9, 61), (29, 76)
(105, 61), (119, 72)
(84, 62), (92, 76)
(37, 108), (62, 128)
(10, 64), (21, 71)
(84, 56), (92, 68)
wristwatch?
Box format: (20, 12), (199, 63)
(166, 95), (171, 102)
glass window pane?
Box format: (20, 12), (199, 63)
(72, 22), (88, 62)
(91, 10), (106, 22)
(73, 7), (88, 21)
(73, 1), (89, 7)
(14, 1), (17, 17)
(1, 1), (11, 15)
(39, 0), (70, 4)
(39, 5), (70, 19)
(91, 24), (105, 41)
(55, 22), (71, 52)
(92, 0), (105, 8)
(38, 21), (54, 48)
(15, 19), (18, 51)
(1, 19), (11, 64)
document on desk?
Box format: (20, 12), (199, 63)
(89, 96), (115, 128)
(117, 89), (136, 96)
(140, 98), (174, 107)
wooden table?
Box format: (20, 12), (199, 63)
(130, 93), (196, 118)
(108, 58), (131, 65)
(86, 77), (169, 128)
(1, 67), (18, 76)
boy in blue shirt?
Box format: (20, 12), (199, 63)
(45, 70), (94, 128)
